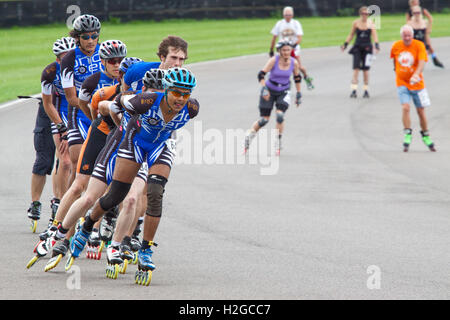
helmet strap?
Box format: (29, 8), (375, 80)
(164, 89), (173, 114)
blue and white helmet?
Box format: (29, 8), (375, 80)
(119, 57), (143, 73)
(53, 37), (76, 56)
(163, 67), (197, 91)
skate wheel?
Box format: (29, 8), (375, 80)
(65, 256), (75, 271)
(30, 220), (37, 233)
(44, 254), (62, 272)
(96, 249), (102, 260)
(26, 255), (39, 269)
(135, 270), (152, 286)
(119, 259), (128, 274)
(99, 241), (105, 253)
(132, 252), (138, 265)
(106, 264), (119, 279)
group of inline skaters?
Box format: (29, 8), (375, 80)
(26, 13), (199, 286)
(245, 0), (443, 155)
(25, 1), (444, 286)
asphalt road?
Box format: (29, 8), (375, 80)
(0, 38), (449, 300)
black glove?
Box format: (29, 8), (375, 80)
(269, 49), (274, 57)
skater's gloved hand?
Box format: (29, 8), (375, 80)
(341, 42), (348, 51)
(269, 49), (274, 57)
(295, 91), (302, 107)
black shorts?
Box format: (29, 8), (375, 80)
(32, 102), (55, 175)
(76, 117), (108, 175)
(258, 88), (290, 117)
(349, 45), (373, 70)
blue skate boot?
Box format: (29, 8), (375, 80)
(65, 226), (91, 271)
(134, 242), (158, 286)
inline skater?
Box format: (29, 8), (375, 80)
(61, 14), (102, 183)
(269, 6), (314, 90)
(245, 40), (301, 156)
(406, 0), (444, 68)
(34, 37), (76, 233)
(122, 35), (187, 91)
(341, 6), (380, 98)
(70, 67), (199, 286)
(391, 25), (436, 152)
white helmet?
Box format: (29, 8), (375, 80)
(99, 40), (127, 59)
(53, 37), (76, 56)
(143, 69), (166, 90)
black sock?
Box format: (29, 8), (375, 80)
(141, 240), (150, 250)
(82, 215), (97, 233)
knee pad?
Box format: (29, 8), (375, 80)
(99, 180), (132, 211)
(276, 112), (285, 124)
(257, 117), (269, 127)
(146, 175), (167, 218)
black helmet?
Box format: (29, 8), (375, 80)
(73, 14), (101, 33)
(143, 69), (166, 90)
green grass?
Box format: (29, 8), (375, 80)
(1, 14), (450, 103)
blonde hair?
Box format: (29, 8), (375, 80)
(409, 0), (419, 6)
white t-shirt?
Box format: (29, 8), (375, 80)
(271, 19), (304, 43)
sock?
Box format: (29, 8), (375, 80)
(82, 215), (97, 233)
(363, 85), (369, 91)
(122, 236), (131, 246)
(351, 83), (358, 91)
(111, 240), (121, 248)
(431, 53), (436, 58)
(141, 240), (150, 250)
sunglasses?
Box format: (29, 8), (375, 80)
(106, 57), (124, 65)
(80, 33), (99, 40)
(168, 89), (191, 99)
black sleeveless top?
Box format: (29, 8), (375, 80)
(354, 28), (372, 46)
(413, 28), (427, 44)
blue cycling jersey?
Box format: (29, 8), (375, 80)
(123, 61), (161, 91)
(61, 45), (103, 93)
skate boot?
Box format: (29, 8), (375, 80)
(305, 76), (314, 90)
(135, 242), (158, 286)
(350, 90), (357, 98)
(44, 238), (69, 272)
(118, 243), (134, 274)
(244, 130), (256, 154)
(47, 198), (60, 228)
(105, 245), (123, 279)
(420, 130), (436, 152)
(363, 90), (370, 98)
(27, 201), (41, 233)
(432, 57), (444, 68)
(86, 228), (102, 260)
(403, 128), (412, 152)
(65, 227), (91, 271)
(26, 229), (57, 269)
(99, 207), (118, 248)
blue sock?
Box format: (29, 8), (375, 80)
(431, 53), (436, 58)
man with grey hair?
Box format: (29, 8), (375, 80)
(269, 6), (314, 90)
(390, 24), (435, 152)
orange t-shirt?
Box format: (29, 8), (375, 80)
(390, 39), (428, 90)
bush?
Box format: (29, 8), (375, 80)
(336, 8), (355, 17)
(441, 8), (450, 14)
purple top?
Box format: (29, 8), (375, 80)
(266, 55), (295, 92)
